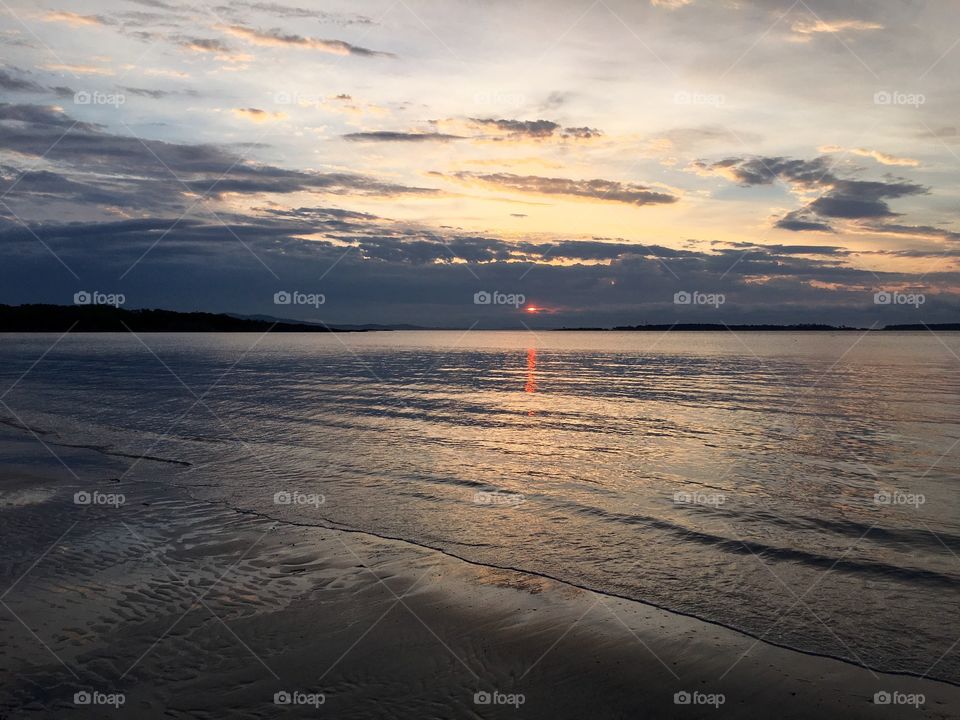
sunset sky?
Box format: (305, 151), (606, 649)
(1, 0), (959, 326)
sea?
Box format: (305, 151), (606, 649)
(1, 330), (957, 683)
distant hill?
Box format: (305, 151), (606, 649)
(227, 314), (431, 331)
(570, 323), (960, 332)
(609, 324), (860, 331)
(0, 305), (365, 332)
(882, 323), (960, 331)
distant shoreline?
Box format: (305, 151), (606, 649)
(0, 305), (957, 332)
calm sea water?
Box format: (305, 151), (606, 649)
(1, 331), (958, 682)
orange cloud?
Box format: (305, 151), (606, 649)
(818, 145), (919, 167)
(43, 11), (110, 26)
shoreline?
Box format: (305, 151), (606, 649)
(3, 417), (960, 692)
(1, 424), (959, 717)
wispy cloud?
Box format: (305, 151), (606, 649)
(344, 131), (464, 142)
(438, 172), (678, 206)
(818, 145), (919, 167)
(43, 63), (114, 76)
(221, 25), (394, 57)
(43, 11), (114, 27)
(791, 18), (883, 37)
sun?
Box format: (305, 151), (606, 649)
(525, 305), (540, 313)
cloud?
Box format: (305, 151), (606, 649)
(10, 212), (960, 328)
(0, 69), (44, 93)
(775, 210), (836, 233)
(181, 37), (232, 53)
(120, 86), (200, 99)
(42, 63), (114, 76)
(343, 131), (464, 142)
(818, 145), (919, 167)
(0, 103), (438, 217)
(791, 18), (883, 36)
(464, 117), (602, 141)
(43, 11), (114, 27)
(439, 172), (678, 206)
(221, 25), (394, 57)
(233, 107), (287, 122)
(696, 154), (928, 230)
(226, 2), (373, 23)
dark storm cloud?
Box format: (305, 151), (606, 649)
(343, 131), (465, 142)
(698, 155), (929, 231)
(440, 172), (678, 206)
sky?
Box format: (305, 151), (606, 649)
(1, 0), (959, 327)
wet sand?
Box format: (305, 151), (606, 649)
(0, 426), (957, 718)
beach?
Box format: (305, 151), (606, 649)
(1, 421), (957, 718)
